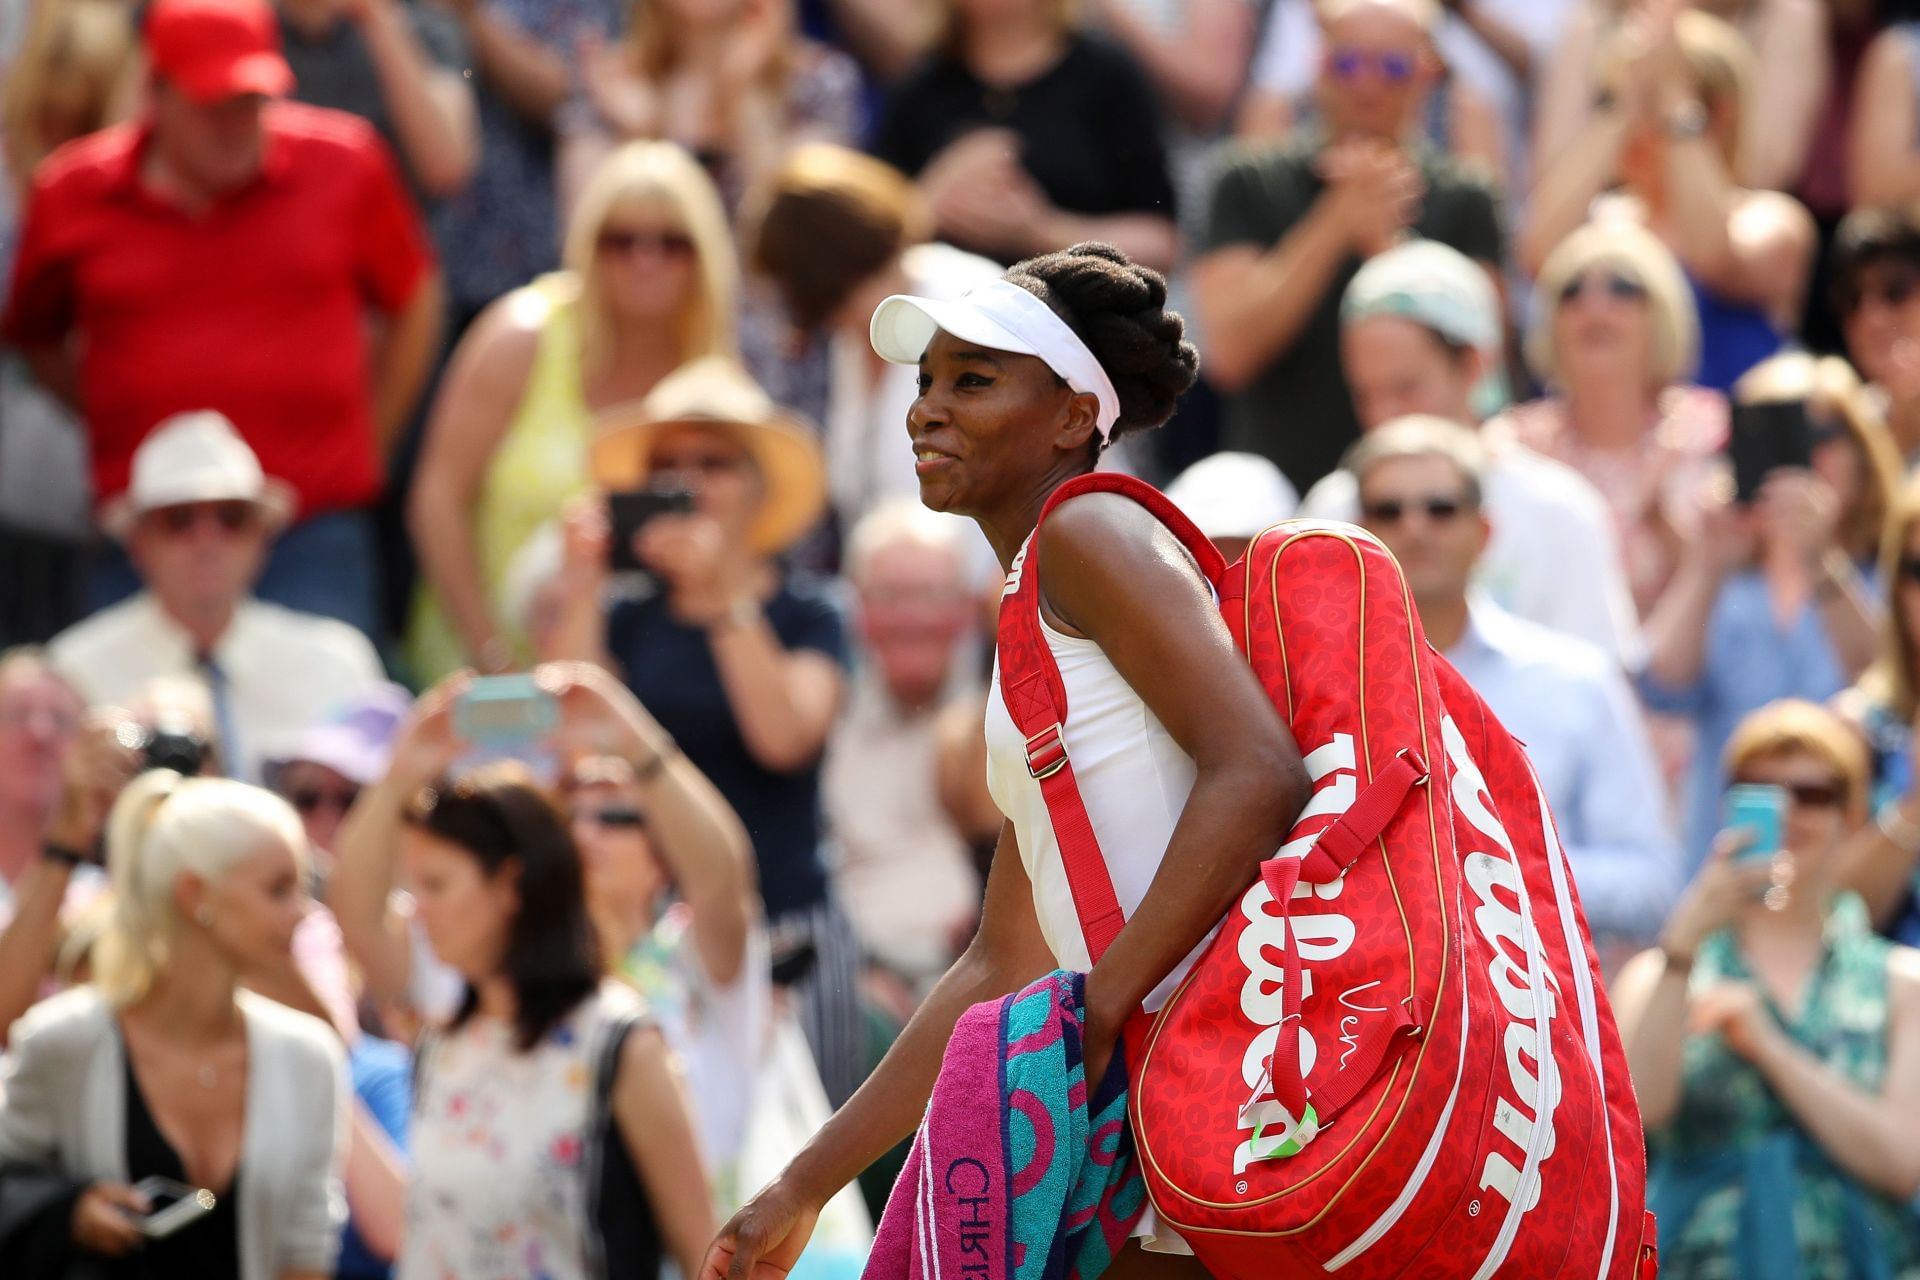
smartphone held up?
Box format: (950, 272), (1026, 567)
(606, 486), (696, 580)
(1725, 397), (1842, 505)
(1723, 783), (1786, 863)
(452, 674), (559, 751)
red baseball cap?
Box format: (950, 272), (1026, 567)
(147, 0), (295, 104)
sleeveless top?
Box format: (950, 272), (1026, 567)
(1687, 273), (1784, 396)
(1647, 895), (1920, 1279)
(123, 1054), (243, 1280)
(401, 983), (655, 1280)
(405, 272), (594, 682)
(983, 542), (1211, 1013)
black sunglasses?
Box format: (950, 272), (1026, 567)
(597, 228), (695, 258)
(1839, 269), (1920, 316)
(1360, 495), (1471, 525)
(648, 449), (744, 475)
(154, 501), (257, 536)
(1732, 778), (1846, 810)
(1327, 46), (1417, 83)
(288, 785), (360, 815)
(1559, 271), (1648, 306)
(575, 805), (646, 830)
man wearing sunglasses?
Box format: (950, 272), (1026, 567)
(2, 0), (441, 640)
(1352, 416), (1681, 970)
(47, 412), (385, 784)
(1193, 0), (1503, 494)
(1833, 207), (1920, 467)
(1297, 237), (1642, 664)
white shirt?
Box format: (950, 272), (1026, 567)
(635, 912), (770, 1187)
(1445, 600), (1680, 946)
(826, 243), (1002, 527)
(49, 593), (385, 784)
(1298, 439), (1643, 666)
(823, 674), (983, 982)
(984, 616), (1213, 1013)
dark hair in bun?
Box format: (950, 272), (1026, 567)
(1004, 242), (1200, 444)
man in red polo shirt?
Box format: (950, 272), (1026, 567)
(1, 0), (442, 640)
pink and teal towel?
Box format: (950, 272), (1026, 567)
(864, 971), (1147, 1280)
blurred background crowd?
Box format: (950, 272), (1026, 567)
(8, 0), (1920, 1274)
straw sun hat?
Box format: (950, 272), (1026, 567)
(588, 357), (827, 555)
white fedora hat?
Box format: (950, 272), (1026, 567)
(100, 410), (297, 539)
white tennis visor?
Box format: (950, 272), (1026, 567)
(870, 279), (1122, 441)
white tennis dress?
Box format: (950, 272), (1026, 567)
(983, 585), (1211, 1256)
(984, 622), (1217, 1011)
(983, 554), (1219, 1012)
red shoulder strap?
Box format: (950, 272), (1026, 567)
(994, 474), (1224, 964)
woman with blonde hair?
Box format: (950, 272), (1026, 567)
(564, 0), (861, 216)
(0, 0), (132, 202)
(1500, 221), (1724, 617)
(1534, 0), (1829, 195)
(1520, 2), (1815, 395)
(0, 0), (134, 643)
(1641, 351), (1901, 867)
(406, 140), (739, 681)
(1837, 473), (1920, 945)
(0, 772), (344, 1279)
(1611, 699), (1920, 1277)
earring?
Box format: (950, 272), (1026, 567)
(195, 905), (214, 928)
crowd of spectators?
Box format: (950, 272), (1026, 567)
(9, 0), (1920, 1274)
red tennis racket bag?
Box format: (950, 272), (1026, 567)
(995, 474), (1654, 1278)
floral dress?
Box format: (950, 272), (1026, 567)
(401, 983), (645, 1280)
(1648, 895), (1920, 1279)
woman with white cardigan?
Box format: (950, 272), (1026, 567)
(0, 771), (346, 1280)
